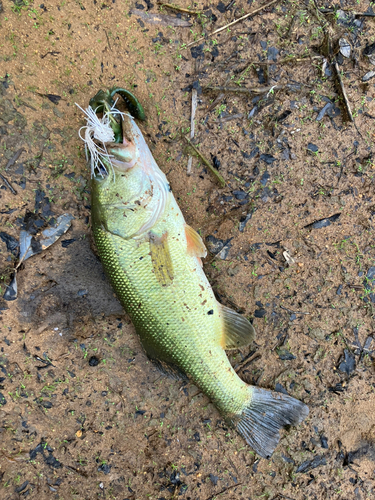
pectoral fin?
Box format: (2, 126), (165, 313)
(185, 224), (207, 259)
(149, 231), (174, 286)
(220, 305), (256, 349)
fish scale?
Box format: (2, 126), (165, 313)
(79, 91), (309, 458)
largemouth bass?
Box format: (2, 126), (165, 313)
(78, 89), (309, 458)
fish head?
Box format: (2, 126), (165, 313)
(79, 102), (169, 237)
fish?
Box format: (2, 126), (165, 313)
(78, 88), (309, 458)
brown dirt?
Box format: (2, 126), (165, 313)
(0, 0), (375, 499)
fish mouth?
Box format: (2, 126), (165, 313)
(76, 88), (146, 179)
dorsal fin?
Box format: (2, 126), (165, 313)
(185, 224), (207, 259)
(220, 305), (256, 350)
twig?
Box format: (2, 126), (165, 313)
(103, 29), (111, 50)
(206, 92), (225, 112)
(204, 483), (243, 500)
(186, 0), (280, 47)
(16, 99), (37, 111)
(333, 59), (353, 122)
(355, 12), (375, 17)
(234, 349), (256, 371)
(235, 352), (261, 373)
(287, 8), (298, 38)
(187, 88), (198, 175)
(204, 84), (284, 94)
(157, 2), (202, 14)
(255, 369), (264, 385)
(40, 51), (60, 59)
(215, 50), (238, 69)
(318, 8), (375, 18)
(183, 136), (225, 187)
(244, 54), (323, 66)
(220, 113), (244, 123)
(0, 174), (17, 195)
(280, 305), (310, 315)
(271, 334), (288, 351)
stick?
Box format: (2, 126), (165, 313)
(186, 0), (280, 47)
(220, 113), (244, 122)
(286, 8), (297, 39)
(204, 483), (243, 500)
(183, 136), (225, 187)
(241, 54), (322, 66)
(103, 29), (111, 50)
(187, 88), (198, 175)
(280, 305), (310, 315)
(204, 84), (284, 94)
(206, 92), (225, 112)
(333, 60), (353, 122)
(355, 12), (375, 17)
(157, 2), (202, 14)
(318, 8), (375, 18)
(235, 353), (261, 373)
(0, 173), (17, 195)
(16, 99), (37, 111)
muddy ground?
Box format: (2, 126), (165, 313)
(0, 0), (375, 498)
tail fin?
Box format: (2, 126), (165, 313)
(235, 387), (309, 458)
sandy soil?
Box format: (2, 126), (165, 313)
(0, 0), (375, 498)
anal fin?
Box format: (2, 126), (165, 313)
(220, 305), (256, 350)
(149, 231), (174, 286)
(185, 224), (207, 259)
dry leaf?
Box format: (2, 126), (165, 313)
(283, 248), (295, 266)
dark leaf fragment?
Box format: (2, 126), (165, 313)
(296, 455), (327, 473)
(0, 232), (19, 255)
(15, 481), (29, 493)
(254, 308), (266, 318)
(98, 464), (111, 474)
(275, 383), (289, 395)
(328, 383), (346, 394)
(260, 171), (270, 186)
(276, 110), (291, 122)
(37, 93), (61, 104)
(260, 154), (276, 164)
(205, 235), (232, 259)
(0, 392), (7, 406)
(239, 212), (253, 233)
(320, 436), (329, 449)
(46, 94), (61, 104)
(304, 213), (341, 230)
(276, 348), (296, 361)
(338, 349), (356, 376)
(209, 473), (218, 486)
(61, 238), (76, 248)
(316, 102), (332, 121)
(18, 213), (73, 266)
(3, 273), (17, 301)
(233, 190), (248, 200)
(367, 267), (375, 281)
(307, 143), (319, 153)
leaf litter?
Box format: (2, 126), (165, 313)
(3, 214), (73, 301)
